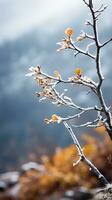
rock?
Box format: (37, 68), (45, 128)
(20, 162), (45, 174)
(8, 184), (20, 198)
(0, 181), (7, 192)
(0, 172), (19, 188)
(92, 184), (112, 200)
(61, 185), (112, 200)
(61, 187), (92, 200)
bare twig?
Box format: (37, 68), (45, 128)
(85, 20), (93, 27)
(100, 38), (112, 48)
(72, 118), (107, 128)
(63, 122), (109, 185)
(95, 4), (108, 13)
(83, 0), (89, 7)
(69, 43), (95, 59)
(62, 108), (97, 122)
(85, 33), (95, 40)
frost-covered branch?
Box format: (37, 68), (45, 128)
(95, 4), (108, 13)
(100, 37), (112, 48)
(26, 0), (112, 186)
(69, 42), (95, 59)
(72, 115), (107, 128)
(26, 66), (98, 111)
(82, 0), (112, 140)
(63, 122), (109, 185)
(84, 33), (95, 40)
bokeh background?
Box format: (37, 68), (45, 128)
(0, 0), (112, 173)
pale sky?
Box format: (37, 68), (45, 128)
(0, 0), (83, 43)
(0, 0), (111, 44)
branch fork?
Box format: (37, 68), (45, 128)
(27, 0), (112, 186)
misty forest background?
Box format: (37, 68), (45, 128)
(0, 0), (112, 173)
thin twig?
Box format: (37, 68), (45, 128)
(100, 38), (112, 48)
(95, 4), (108, 13)
(63, 121), (109, 185)
(85, 33), (95, 40)
(69, 43), (95, 59)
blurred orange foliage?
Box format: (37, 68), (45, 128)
(19, 130), (112, 200)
